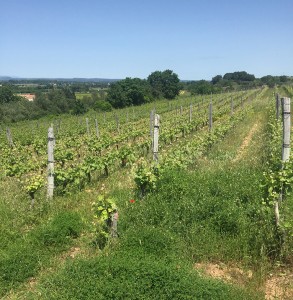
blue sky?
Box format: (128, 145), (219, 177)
(0, 0), (292, 80)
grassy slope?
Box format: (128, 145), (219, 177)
(1, 88), (292, 299)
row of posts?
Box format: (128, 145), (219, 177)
(3, 93), (244, 147)
(9, 92), (250, 199)
(21, 98), (235, 200)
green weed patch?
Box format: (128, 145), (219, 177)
(30, 252), (260, 300)
(0, 211), (83, 296)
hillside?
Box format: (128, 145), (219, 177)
(0, 87), (292, 299)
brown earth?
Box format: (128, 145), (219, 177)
(232, 122), (259, 162)
(194, 262), (293, 300)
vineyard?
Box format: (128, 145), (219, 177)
(0, 87), (292, 299)
(1, 89), (260, 199)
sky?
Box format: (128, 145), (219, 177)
(0, 0), (292, 80)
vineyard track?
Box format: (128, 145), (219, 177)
(232, 122), (259, 163)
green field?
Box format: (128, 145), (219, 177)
(0, 87), (292, 299)
(75, 92), (91, 100)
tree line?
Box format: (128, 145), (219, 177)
(0, 87), (79, 123)
(184, 71), (291, 95)
(0, 70), (292, 123)
(0, 70), (181, 122)
(106, 69), (181, 108)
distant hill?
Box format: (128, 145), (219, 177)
(0, 76), (120, 83)
(0, 76), (16, 81)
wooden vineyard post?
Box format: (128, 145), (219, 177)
(95, 118), (100, 138)
(47, 126), (55, 199)
(209, 102), (213, 131)
(6, 127), (14, 147)
(276, 93), (280, 120)
(180, 106), (183, 116)
(153, 114), (160, 163)
(281, 97), (291, 162)
(86, 118), (90, 135)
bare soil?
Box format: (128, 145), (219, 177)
(194, 262), (293, 300)
(232, 122), (259, 162)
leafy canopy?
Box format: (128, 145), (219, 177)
(147, 69), (181, 99)
(0, 85), (21, 104)
(107, 77), (153, 108)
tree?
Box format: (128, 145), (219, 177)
(72, 100), (88, 115)
(260, 75), (279, 88)
(279, 75), (288, 83)
(0, 85), (20, 104)
(211, 75), (222, 85)
(94, 100), (112, 112)
(223, 71), (255, 82)
(107, 78), (153, 108)
(187, 80), (218, 95)
(147, 69), (181, 99)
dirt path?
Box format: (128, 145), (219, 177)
(232, 122), (259, 163)
(194, 262), (293, 300)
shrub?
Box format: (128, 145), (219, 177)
(94, 99), (112, 112)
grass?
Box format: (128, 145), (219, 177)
(0, 211), (84, 296)
(25, 252), (261, 300)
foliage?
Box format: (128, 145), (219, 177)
(223, 71), (255, 82)
(24, 174), (45, 199)
(147, 69), (181, 99)
(91, 194), (117, 248)
(211, 74), (223, 84)
(260, 75), (289, 87)
(72, 99), (88, 115)
(133, 159), (160, 195)
(118, 145), (135, 167)
(262, 158), (293, 207)
(0, 87), (77, 122)
(107, 77), (153, 108)
(0, 85), (21, 104)
(261, 106), (293, 257)
(94, 99), (112, 112)
(186, 80), (219, 95)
